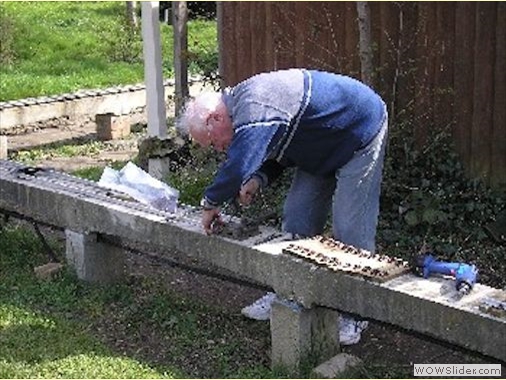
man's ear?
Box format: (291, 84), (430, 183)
(211, 109), (224, 122)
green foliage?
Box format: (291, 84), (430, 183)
(71, 160), (129, 182)
(187, 19), (220, 87)
(164, 145), (221, 205)
(0, 2), (217, 101)
(378, 122), (505, 287)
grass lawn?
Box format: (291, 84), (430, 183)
(0, 222), (285, 378)
(0, 224), (176, 378)
(0, 1), (217, 101)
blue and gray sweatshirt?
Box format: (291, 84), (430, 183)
(203, 69), (386, 208)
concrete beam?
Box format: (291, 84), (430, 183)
(0, 159), (505, 362)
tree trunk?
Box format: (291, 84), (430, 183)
(172, 1), (189, 117)
(126, 1), (138, 28)
(356, 1), (374, 86)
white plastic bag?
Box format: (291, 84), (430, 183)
(98, 162), (179, 213)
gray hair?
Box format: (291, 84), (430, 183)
(176, 91), (223, 136)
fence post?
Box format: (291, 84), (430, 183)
(141, 1), (167, 139)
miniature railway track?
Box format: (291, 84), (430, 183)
(283, 236), (410, 282)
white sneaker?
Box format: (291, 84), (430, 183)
(339, 315), (369, 345)
(241, 292), (277, 320)
(242, 294), (368, 345)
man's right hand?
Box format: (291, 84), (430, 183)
(239, 177), (260, 206)
(202, 208), (223, 235)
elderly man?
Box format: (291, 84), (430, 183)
(176, 68), (388, 345)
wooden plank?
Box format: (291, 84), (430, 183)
(369, 2), (383, 90)
(264, 2), (274, 71)
(414, 2), (436, 147)
(216, 2), (224, 87)
(282, 236), (410, 282)
(324, 2), (347, 72)
(368, 1), (382, 73)
(471, 3), (496, 181)
(272, 2), (296, 70)
(294, 2), (307, 68)
(433, 2), (455, 132)
(378, 3), (400, 102)
(395, 2), (417, 125)
(235, 2), (253, 84)
(218, 1), (237, 86)
(249, 1), (267, 75)
(453, 2), (476, 173)
(301, 3), (328, 71)
(172, 1), (188, 116)
(344, 2), (359, 76)
(491, 2), (506, 187)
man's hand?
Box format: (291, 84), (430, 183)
(239, 177), (261, 206)
(202, 208), (223, 235)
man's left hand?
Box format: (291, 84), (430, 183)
(239, 177), (261, 206)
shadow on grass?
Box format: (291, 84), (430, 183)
(0, 302), (183, 378)
(0, 224), (281, 378)
(0, 224), (181, 378)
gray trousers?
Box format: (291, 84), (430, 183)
(282, 113), (389, 253)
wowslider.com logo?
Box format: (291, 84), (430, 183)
(414, 364), (501, 377)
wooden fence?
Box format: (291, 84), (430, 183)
(218, 2), (505, 187)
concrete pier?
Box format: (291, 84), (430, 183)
(270, 300), (340, 369)
(65, 230), (125, 283)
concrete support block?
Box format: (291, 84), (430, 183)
(270, 300), (340, 370)
(310, 306), (341, 360)
(65, 230), (125, 283)
(311, 353), (363, 378)
(0, 135), (7, 159)
(96, 113), (131, 140)
(148, 157), (171, 180)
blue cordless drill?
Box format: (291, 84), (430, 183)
(414, 254), (479, 295)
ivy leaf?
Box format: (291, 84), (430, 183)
(422, 208), (439, 225)
(404, 210), (419, 226)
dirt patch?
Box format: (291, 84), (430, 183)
(5, 115), (141, 172)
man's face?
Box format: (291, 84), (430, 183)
(191, 109), (233, 152)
